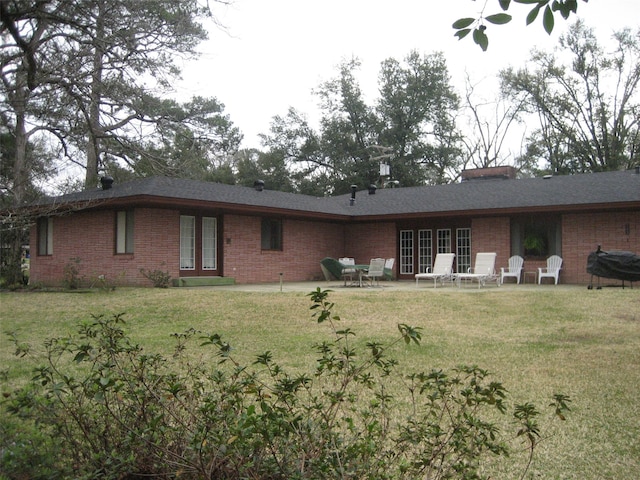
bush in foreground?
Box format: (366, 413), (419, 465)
(1, 288), (570, 479)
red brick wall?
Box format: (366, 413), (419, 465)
(344, 222), (397, 267)
(29, 209), (345, 286)
(470, 217), (511, 273)
(29, 208), (180, 287)
(222, 214), (345, 283)
(562, 211), (640, 284)
(29, 207), (639, 287)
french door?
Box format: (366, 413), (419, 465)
(398, 227), (471, 277)
(180, 215), (219, 276)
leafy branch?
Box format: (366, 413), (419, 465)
(454, 0), (587, 51)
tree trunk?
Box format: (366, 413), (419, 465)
(84, 3), (105, 189)
(5, 71), (32, 285)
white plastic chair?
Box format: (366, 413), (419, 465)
(415, 253), (455, 287)
(384, 258), (395, 280)
(500, 255), (524, 285)
(538, 255), (563, 284)
(339, 257), (356, 286)
(362, 258), (386, 287)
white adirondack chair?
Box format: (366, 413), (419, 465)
(538, 255), (563, 284)
(415, 253), (455, 288)
(500, 255), (524, 285)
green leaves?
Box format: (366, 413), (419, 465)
(473, 26), (489, 51)
(485, 13), (513, 25)
(452, 12), (511, 51)
(452, 17), (475, 29)
(454, 0), (586, 49)
(397, 323), (423, 345)
(2, 295), (574, 479)
(543, 4), (555, 34)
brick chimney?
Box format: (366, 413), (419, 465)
(461, 166), (517, 182)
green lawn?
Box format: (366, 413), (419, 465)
(1, 285), (639, 478)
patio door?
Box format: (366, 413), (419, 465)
(398, 227), (471, 278)
(180, 215), (219, 276)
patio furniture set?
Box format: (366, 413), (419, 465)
(321, 254), (562, 288)
(320, 257), (395, 287)
(415, 253), (563, 288)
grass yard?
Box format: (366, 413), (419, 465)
(1, 285), (639, 478)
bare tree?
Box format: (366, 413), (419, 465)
(500, 21), (640, 173)
(459, 74), (527, 170)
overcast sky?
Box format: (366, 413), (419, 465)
(175, 0), (640, 151)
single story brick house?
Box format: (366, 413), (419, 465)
(26, 166), (640, 286)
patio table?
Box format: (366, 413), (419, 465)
(351, 264), (370, 287)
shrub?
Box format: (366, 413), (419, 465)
(1, 289), (570, 479)
(140, 264), (171, 288)
(62, 257), (83, 289)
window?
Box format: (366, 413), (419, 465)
(116, 211), (134, 254)
(417, 229), (432, 274)
(512, 216), (561, 258)
(456, 228), (471, 274)
(37, 217), (53, 255)
(261, 218), (282, 251)
(180, 215), (196, 269)
(400, 230), (414, 274)
(202, 217), (217, 270)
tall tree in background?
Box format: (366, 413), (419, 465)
(261, 52), (461, 194)
(1, 0), (237, 284)
(44, 0), (218, 188)
(234, 148), (295, 192)
(376, 51), (461, 185)
(459, 74), (528, 172)
(122, 96), (242, 181)
(500, 21), (640, 174)
(1, 1), (63, 285)
(259, 107), (328, 195)
(314, 58), (379, 193)
(1, 0), (237, 190)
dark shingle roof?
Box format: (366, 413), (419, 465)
(36, 176), (349, 216)
(35, 170), (640, 219)
(339, 169), (640, 218)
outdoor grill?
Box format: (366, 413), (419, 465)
(587, 245), (640, 289)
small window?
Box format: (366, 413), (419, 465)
(261, 218), (282, 251)
(116, 211), (134, 254)
(37, 217), (53, 255)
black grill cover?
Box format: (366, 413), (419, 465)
(587, 249), (640, 282)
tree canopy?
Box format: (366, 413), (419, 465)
(1, 0), (240, 192)
(501, 21), (640, 173)
(260, 52), (462, 195)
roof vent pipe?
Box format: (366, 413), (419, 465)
(254, 180), (265, 192)
(368, 184), (377, 195)
(100, 176), (114, 190)
(350, 184), (357, 206)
